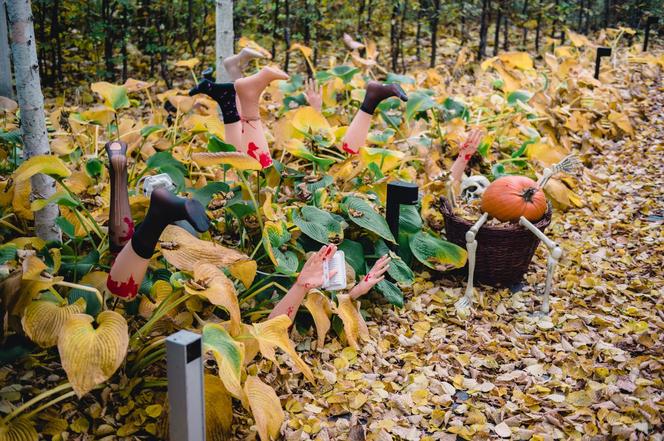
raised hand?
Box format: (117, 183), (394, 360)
(451, 127), (485, 183)
(296, 244), (337, 290)
(304, 77), (322, 112)
(348, 255), (391, 300)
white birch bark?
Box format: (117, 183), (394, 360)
(0, 0), (13, 98)
(215, 0), (234, 82)
(7, 0), (60, 241)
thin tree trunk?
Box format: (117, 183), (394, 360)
(7, 0), (60, 241)
(270, 0), (279, 59)
(103, 0), (115, 81)
(503, 13), (509, 50)
(478, 0), (491, 59)
(390, 1), (399, 72)
(216, 0), (234, 82)
(283, 0), (290, 72)
(430, 0), (440, 67)
(121, 4), (128, 82)
(357, 0), (366, 35)
(367, 0), (374, 28)
(535, 0), (542, 52)
(551, 0), (558, 38)
(187, 0), (194, 53)
(0, 0), (13, 98)
(603, 0), (609, 28)
(415, 0), (423, 61)
(494, 2), (502, 55)
(399, 0), (408, 73)
(521, 0), (528, 47)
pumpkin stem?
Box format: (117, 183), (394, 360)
(521, 187), (538, 202)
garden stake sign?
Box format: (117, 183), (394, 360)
(167, 330), (206, 441)
(386, 181), (419, 250)
(594, 47), (612, 79)
(643, 17), (659, 52)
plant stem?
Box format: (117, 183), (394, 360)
(239, 172), (264, 232)
(1, 383), (72, 423)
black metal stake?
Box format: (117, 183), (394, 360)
(385, 181), (419, 250)
(594, 47), (612, 80)
(643, 17), (659, 52)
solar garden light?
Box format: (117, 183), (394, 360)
(594, 47), (612, 80)
(167, 330), (206, 441)
(643, 17), (659, 52)
(386, 181), (419, 249)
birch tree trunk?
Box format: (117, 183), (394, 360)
(0, 0), (13, 98)
(215, 0), (234, 82)
(7, 0), (60, 241)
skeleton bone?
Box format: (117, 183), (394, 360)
(519, 216), (562, 314)
(455, 212), (489, 311)
(460, 175), (490, 202)
(538, 154), (582, 189)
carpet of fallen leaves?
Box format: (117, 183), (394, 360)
(268, 87), (664, 440)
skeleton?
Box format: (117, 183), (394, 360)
(455, 155), (582, 314)
(460, 175), (490, 202)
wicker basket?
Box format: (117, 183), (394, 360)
(440, 197), (552, 286)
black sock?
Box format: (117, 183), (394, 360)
(360, 81), (408, 115)
(189, 79), (240, 124)
(131, 188), (210, 259)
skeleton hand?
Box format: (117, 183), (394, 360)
(296, 244), (336, 290)
(348, 255), (391, 300)
(304, 78), (323, 113)
(451, 128), (485, 183)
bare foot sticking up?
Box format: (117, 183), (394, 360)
(234, 66), (289, 119)
(343, 33), (365, 51)
(223, 47), (266, 81)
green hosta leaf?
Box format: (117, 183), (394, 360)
(337, 239), (365, 276)
(386, 72), (415, 85)
(278, 73), (304, 94)
(146, 152), (186, 190)
(0, 129), (22, 146)
(140, 124), (165, 138)
(0, 244), (17, 264)
(507, 90), (533, 106)
(399, 204), (422, 235)
(342, 196), (395, 243)
(478, 139), (491, 157)
(190, 182), (231, 206)
(305, 175), (333, 193)
(374, 240), (414, 285)
(409, 231), (467, 271)
(512, 139), (537, 158)
(91, 82), (130, 110)
(56, 217), (76, 238)
(293, 206), (344, 244)
(202, 323), (244, 399)
(262, 221), (298, 274)
(208, 135), (236, 152)
(85, 158), (103, 178)
(441, 97), (470, 122)
(329, 65), (360, 84)
(367, 128), (396, 146)
(61, 249), (100, 281)
(30, 190), (80, 211)
(68, 289), (102, 317)
(405, 91), (436, 121)
(375, 279), (404, 307)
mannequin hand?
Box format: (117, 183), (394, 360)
(458, 128), (484, 162)
(304, 78), (323, 112)
(296, 244), (336, 290)
(348, 255), (391, 300)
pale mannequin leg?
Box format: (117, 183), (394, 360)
(224, 122), (243, 150)
(235, 66), (289, 167)
(340, 110), (373, 154)
(223, 48), (265, 81)
(107, 188), (209, 300)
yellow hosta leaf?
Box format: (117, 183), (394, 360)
(183, 114), (225, 139)
(334, 294), (369, 350)
(58, 311), (129, 397)
(139, 280), (173, 319)
(202, 324), (245, 400)
(22, 298), (87, 348)
(244, 376), (284, 441)
(228, 260), (257, 289)
(238, 37), (272, 59)
(168, 95), (194, 113)
(8, 237), (46, 250)
(0, 417), (38, 441)
(22, 255), (48, 281)
(251, 315), (315, 383)
(91, 82), (130, 110)
(205, 375), (233, 440)
(64, 170), (92, 194)
(12, 176), (33, 220)
(290, 106), (334, 140)
(123, 78), (153, 93)
(175, 58), (200, 69)
(12, 155), (71, 184)
(0, 180), (13, 207)
(192, 151), (262, 170)
(290, 43), (313, 59)
(159, 225), (249, 272)
(498, 52), (534, 70)
(359, 146), (404, 172)
(493, 61), (523, 92)
(303, 290), (332, 348)
(186, 263), (241, 336)
(51, 136), (77, 155)
(81, 105), (116, 125)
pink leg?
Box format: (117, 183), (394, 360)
(107, 242), (150, 300)
(225, 121), (243, 151)
(341, 110), (372, 154)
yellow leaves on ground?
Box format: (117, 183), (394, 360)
(566, 28), (593, 47)
(228, 260), (257, 289)
(0, 417), (38, 441)
(303, 290), (332, 348)
(608, 111), (634, 135)
(544, 178), (584, 210)
(481, 52), (533, 71)
(204, 375), (233, 440)
(185, 263), (241, 336)
(159, 225), (249, 271)
(527, 141), (567, 166)
(251, 315), (315, 383)
(333, 294), (369, 350)
(12, 155), (71, 183)
(192, 151), (262, 170)
(22, 298), (86, 348)
(58, 311), (128, 397)
(244, 376), (284, 441)
(175, 57), (200, 69)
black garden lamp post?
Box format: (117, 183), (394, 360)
(643, 17), (659, 52)
(386, 181), (419, 250)
(594, 47), (612, 80)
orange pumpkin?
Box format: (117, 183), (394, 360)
(481, 176), (547, 222)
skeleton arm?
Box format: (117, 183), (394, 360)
(519, 216), (563, 314)
(455, 212), (489, 311)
